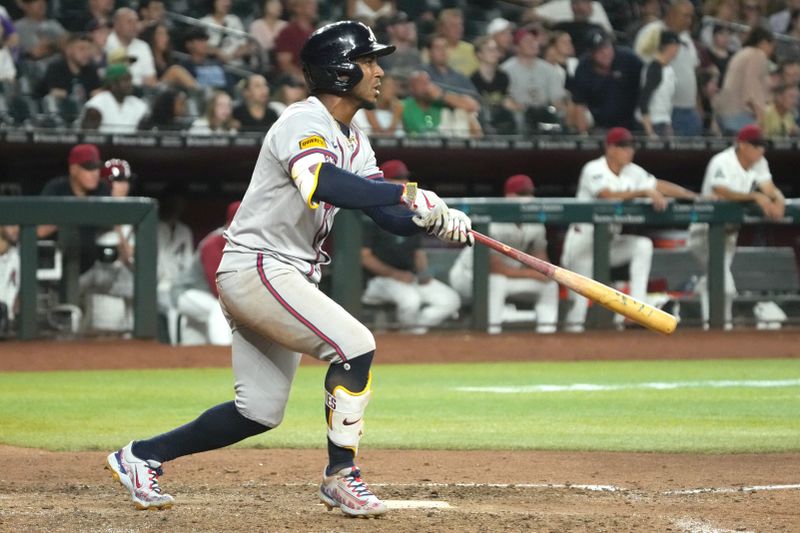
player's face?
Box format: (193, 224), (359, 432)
(608, 144), (635, 167)
(739, 142), (765, 167)
(352, 54), (384, 110)
(71, 164), (101, 193)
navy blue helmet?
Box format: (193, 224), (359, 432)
(300, 21), (395, 95)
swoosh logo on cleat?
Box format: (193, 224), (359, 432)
(343, 418), (361, 426)
(135, 470), (142, 489)
(420, 191), (435, 210)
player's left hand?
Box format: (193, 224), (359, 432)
(433, 209), (474, 246)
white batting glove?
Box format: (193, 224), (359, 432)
(434, 209), (474, 246)
(401, 182), (449, 235)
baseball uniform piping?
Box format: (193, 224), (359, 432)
(256, 253), (347, 361)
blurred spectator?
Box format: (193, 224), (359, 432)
(200, 0), (250, 66)
(179, 27), (228, 90)
(14, 0), (66, 61)
(353, 72), (404, 136)
(402, 70), (481, 137)
(500, 28), (567, 133)
(638, 30), (681, 138)
(714, 27), (775, 134)
(530, 0), (613, 33)
(105, 7), (157, 87)
(0, 225), (20, 332)
(0, 12), (17, 81)
(156, 184), (194, 313)
(543, 30), (577, 85)
(85, 18), (112, 66)
(785, 9), (800, 41)
(687, 125), (784, 329)
(775, 58), (800, 87)
(169, 201), (240, 345)
(471, 35), (518, 135)
(561, 127), (698, 332)
(769, 0), (800, 33)
(38, 144), (110, 273)
(700, 1), (742, 53)
(37, 33), (101, 103)
(435, 8), (478, 77)
(81, 64), (149, 133)
(138, 0), (168, 30)
(623, 0), (662, 45)
(268, 75), (307, 115)
(486, 17), (514, 63)
(248, 0), (287, 58)
(274, 0), (317, 80)
(701, 24), (733, 84)
(423, 35), (481, 103)
(189, 89), (239, 134)
(740, 0), (769, 31)
(139, 22), (198, 89)
(379, 10), (422, 78)
(549, 0), (608, 57)
(697, 67), (722, 135)
(568, 29), (643, 133)
(233, 74), (278, 132)
(449, 174), (559, 335)
(139, 87), (190, 131)
(361, 160), (460, 335)
(72, 0), (114, 34)
(346, 0), (394, 25)
(635, 0), (701, 137)
(760, 83), (799, 137)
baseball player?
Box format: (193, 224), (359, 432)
(561, 127), (698, 332)
(106, 21), (473, 517)
(449, 174), (560, 334)
(687, 124), (785, 329)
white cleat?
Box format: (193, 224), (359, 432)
(105, 441), (175, 510)
(318, 466), (387, 517)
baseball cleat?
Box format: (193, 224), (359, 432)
(318, 466), (386, 517)
(105, 441), (175, 510)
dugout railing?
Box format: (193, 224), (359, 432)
(0, 197), (158, 340)
(331, 199), (800, 332)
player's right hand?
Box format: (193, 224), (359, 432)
(401, 182), (449, 234)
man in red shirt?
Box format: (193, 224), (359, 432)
(274, 0), (317, 80)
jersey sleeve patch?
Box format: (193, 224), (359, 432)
(299, 135), (327, 150)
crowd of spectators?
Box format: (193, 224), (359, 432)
(0, 0), (798, 138)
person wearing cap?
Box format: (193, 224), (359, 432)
(37, 32), (102, 105)
(486, 17), (514, 63)
(568, 29), (643, 133)
(449, 174), (560, 334)
(167, 201), (240, 345)
(500, 27), (567, 134)
(687, 124), (785, 329)
(561, 127), (698, 332)
(80, 62), (149, 133)
(38, 144), (111, 272)
(637, 30), (681, 138)
(360, 160), (461, 334)
(105, 7), (156, 87)
(178, 26), (229, 90)
(379, 10), (422, 78)
(634, 0), (701, 137)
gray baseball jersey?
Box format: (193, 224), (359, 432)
(221, 96), (381, 282)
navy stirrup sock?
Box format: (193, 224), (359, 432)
(131, 401), (269, 463)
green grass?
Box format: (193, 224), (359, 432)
(1, 359), (798, 453)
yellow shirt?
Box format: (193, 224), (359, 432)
(760, 103), (798, 137)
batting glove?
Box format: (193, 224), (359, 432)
(434, 209), (474, 246)
(401, 182), (449, 235)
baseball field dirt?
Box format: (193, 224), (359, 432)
(1, 329), (799, 532)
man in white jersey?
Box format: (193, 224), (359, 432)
(449, 174), (560, 334)
(688, 124), (785, 329)
(561, 127), (698, 332)
(105, 21), (473, 516)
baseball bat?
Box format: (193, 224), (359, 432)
(470, 230), (677, 335)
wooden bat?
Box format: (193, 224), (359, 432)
(470, 230), (677, 335)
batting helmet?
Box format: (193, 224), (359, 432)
(300, 21), (395, 95)
(101, 159), (135, 183)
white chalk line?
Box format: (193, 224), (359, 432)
(673, 517), (754, 533)
(664, 483), (800, 495)
(454, 378), (800, 394)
